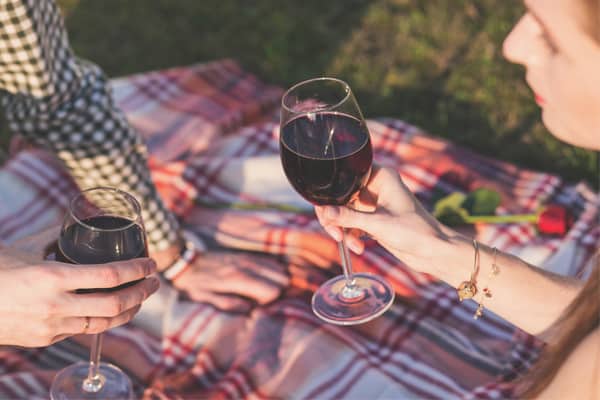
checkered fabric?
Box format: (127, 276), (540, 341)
(0, 60), (598, 399)
(0, 0), (179, 251)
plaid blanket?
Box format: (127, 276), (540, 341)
(0, 59), (597, 399)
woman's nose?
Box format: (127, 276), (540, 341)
(503, 19), (525, 65)
(503, 14), (537, 66)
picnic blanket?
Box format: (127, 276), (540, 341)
(0, 59), (598, 399)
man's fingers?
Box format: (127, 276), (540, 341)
(53, 258), (157, 290)
(64, 277), (159, 317)
(197, 271), (282, 304)
(180, 253), (288, 303)
(185, 290), (252, 313)
(58, 304), (142, 337)
(85, 304), (142, 334)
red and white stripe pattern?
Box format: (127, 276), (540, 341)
(0, 60), (597, 399)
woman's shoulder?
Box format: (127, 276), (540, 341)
(539, 327), (600, 399)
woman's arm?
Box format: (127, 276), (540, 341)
(429, 230), (581, 335)
(316, 166), (583, 335)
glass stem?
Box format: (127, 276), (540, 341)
(338, 229), (361, 298)
(82, 333), (106, 393)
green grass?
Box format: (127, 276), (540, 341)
(1, 0), (597, 187)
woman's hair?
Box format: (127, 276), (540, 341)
(517, 258), (599, 397)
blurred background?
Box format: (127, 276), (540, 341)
(1, 0), (597, 186)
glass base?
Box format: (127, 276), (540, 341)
(50, 361), (133, 400)
(311, 272), (395, 325)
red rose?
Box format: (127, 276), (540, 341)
(537, 204), (573, 236)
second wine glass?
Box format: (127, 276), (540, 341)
(50, 187), (148, 400)
(279, 77), (395, 325)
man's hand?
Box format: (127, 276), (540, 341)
(171, 251), (290, 312)
(0, 229), (160, 347)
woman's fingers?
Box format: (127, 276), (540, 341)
(344, 232), (365, 254)
(317, 205), (381, 235)
(317, 205), (390, 254)
(354, 188), (378, 212)
(63, 277), (159, 317)
(322, 224), (365, 254)
(315, 207), (367, 254)
(52, 258), (157, 290)
(49, 334), (72, 345)
(322, 223), (343, 242)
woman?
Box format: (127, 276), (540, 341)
(315, 0), (599, 397)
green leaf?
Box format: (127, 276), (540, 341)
(462, 188), (501, 216)
(433, 192), (470, 225)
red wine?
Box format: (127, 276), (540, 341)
(280, 112), (372, 205)
(56, 215), (148, 292)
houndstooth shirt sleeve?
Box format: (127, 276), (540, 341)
(0, 0), (180, 252)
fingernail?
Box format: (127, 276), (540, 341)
(328, 228), (342, 242)
(348, 241), (362, 254)
(324, 206), (339, 219)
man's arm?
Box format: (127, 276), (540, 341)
(0, 0), (180, 254)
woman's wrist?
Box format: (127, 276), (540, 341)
(429, 233), (505, 290)
(425, 232), (479, 288)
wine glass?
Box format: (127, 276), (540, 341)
(279, 77), (395, 325)
(50, 187), (148, 400)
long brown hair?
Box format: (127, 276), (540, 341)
(517, 256), (599, 397)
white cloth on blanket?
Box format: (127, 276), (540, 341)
(216, 154), (309, 208)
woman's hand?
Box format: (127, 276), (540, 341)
(0, 230), (160, 347)
(316, 166), (585, 335)
(315, 165), (454, 275)
(171, 251), (289, 312)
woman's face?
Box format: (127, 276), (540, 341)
(503, 0), (600, 150)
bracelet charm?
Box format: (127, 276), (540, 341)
(457, 239), (481, 302)
(457, 280), (478, 301)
